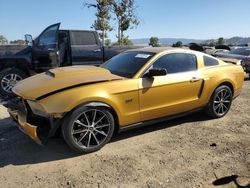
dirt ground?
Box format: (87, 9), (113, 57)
(0, 81), (249, 188)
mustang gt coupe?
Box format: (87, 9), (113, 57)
(6, 47), (244, 153)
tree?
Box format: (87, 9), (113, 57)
(122, 37), (133, 45)
(84, 0), (112, 45)
(0, 35), (8, 44)
(83, 0), (139, 46)
(110, 0), (139, 46)
(105, 39), (111, 46)
(149, 37), (160, 47)
(217, 37), (224, 45)
(113, 36), (133, 46)
(172, 41), (183, 47)
(208, 40), (216, 47)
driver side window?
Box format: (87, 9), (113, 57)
(38, 25), (58, 46)
(153, 53), (197, 74)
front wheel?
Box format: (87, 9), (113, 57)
(205, 85), (233, 118)
(62, 106), (115, 154)
(0, 68), (27, 98)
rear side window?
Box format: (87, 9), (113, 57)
(153, 53), (197, 74)
(204, 56), (219, 66)
(71, 31), (98, 45)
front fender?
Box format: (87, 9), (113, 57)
(36, 87), (124, 125)
(0, 55), (31, 71)
(35, 79), (140, 126)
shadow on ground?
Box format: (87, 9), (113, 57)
(0, 112), (210, 168)
(213, 175), (250, 188)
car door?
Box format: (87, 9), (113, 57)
(69, 31), (103, 66)
(139, 53), (204, 121)
(32, 23), (60, 71)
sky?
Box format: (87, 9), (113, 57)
(1, 0), (250, 42)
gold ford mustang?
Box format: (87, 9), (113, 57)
(6, 47), (244, 153)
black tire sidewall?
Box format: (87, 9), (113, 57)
(62, 106), (115, 154)
(0, 68), (27, 97)
(208, 85), (233, 118)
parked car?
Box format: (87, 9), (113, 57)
(0, 23), (140, 97)
(6, 47), (244, 153)
(188, 43), (230, 57)
(217, 57), (242, 65)
(213, 47), (250, 76)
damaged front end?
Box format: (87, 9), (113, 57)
(4, 97), (62, 145)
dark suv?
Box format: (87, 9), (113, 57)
(0, 23), (139, 97)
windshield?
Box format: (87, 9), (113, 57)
(102, 51), (155, 78)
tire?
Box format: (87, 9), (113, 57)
(205, 85), (233, 118)
(0, 68), (27, 98)
(62, 106), (115, 154)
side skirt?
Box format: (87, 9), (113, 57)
(119, 107), (204, 133)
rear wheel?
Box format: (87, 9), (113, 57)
(205, 85), (233, 118)
(0, 68), (27, 97)
(62, 106), (115, 154)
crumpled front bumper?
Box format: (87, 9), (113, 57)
(8, 108), (42, 145)
(5, 98), (61, 145)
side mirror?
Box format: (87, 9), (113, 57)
(143, 68), (167, 78)
(25, 34), (33, 46)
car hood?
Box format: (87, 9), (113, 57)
(13, 66), (123, 100)
(14, 46), (31, 55)
(0, 46), (31, 62)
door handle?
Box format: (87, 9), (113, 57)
(190, 77), (202, 83)
(93, 49), (101, 53)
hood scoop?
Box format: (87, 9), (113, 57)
(45, 70), (55, 78)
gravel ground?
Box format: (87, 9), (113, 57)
(0, 80), (249, 188)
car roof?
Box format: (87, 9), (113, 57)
(127, 47), (225, 64)
(127, 47), (191, 54)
